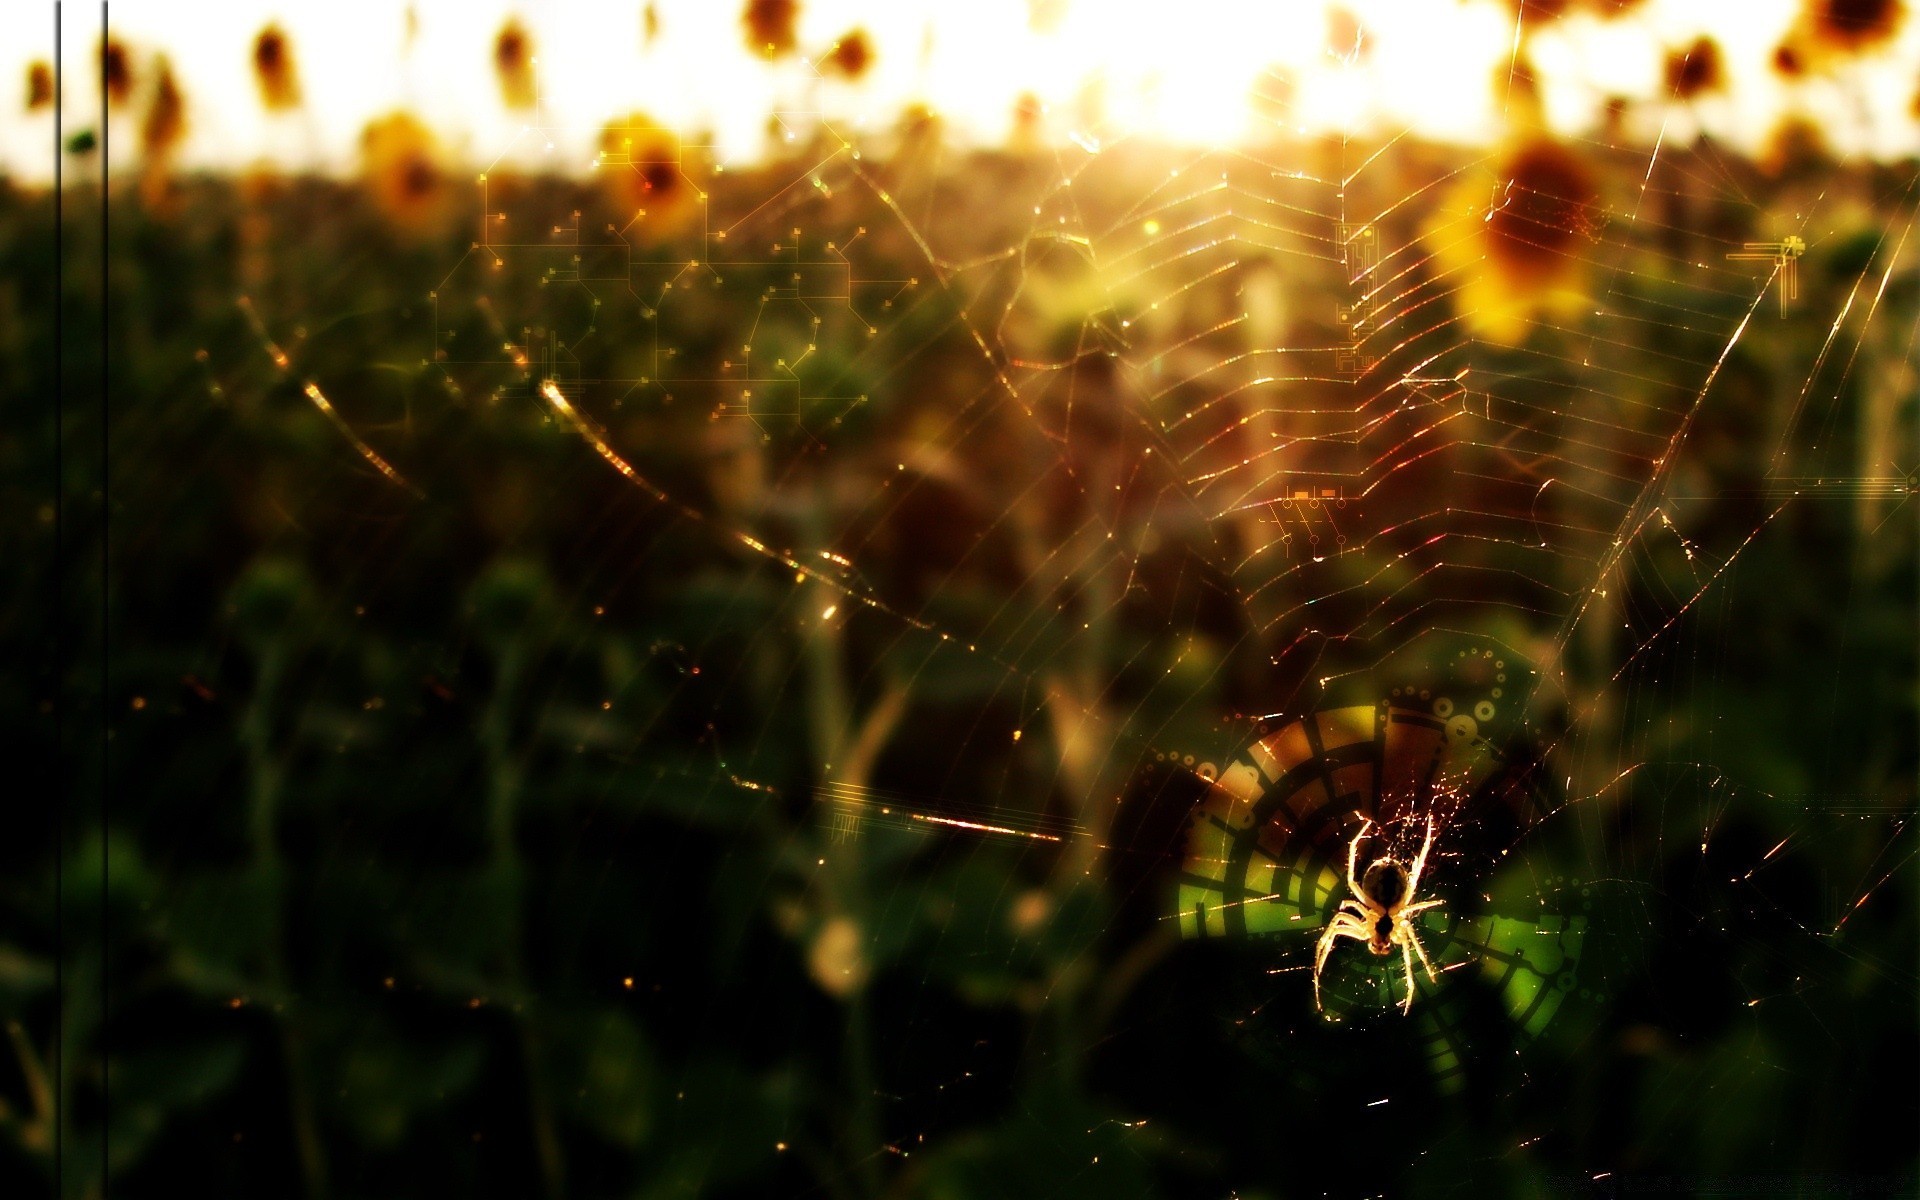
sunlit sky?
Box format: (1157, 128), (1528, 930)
(3, 0), (1918, 180)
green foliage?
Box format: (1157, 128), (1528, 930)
(7, 146), (1917, 1199)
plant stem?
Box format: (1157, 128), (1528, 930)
(240, 645), (328, 1199)
(480, 639), (565, 1199)
(801, 520), (888, 1197)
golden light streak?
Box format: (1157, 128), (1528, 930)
(301, 382), (419, 496)
(910, 814), (1062, 842)
(534, 379), (957, 644)
(239, 296), (417, 495)
(537, 379), (669, 502)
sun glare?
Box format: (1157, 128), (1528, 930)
(2, 0), (1916, 180)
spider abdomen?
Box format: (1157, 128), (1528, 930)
(1361, 860), (1408, 908)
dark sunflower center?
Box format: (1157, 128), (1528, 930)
(1486, 143), (1598, 275)
(401, 156), (437, 200)
(1665, 39), (1722, 98)
(496, 30), (526, 71)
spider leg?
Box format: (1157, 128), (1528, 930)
(1398, 939), (1419, 1015)
(1314, 913), (1366, 979)
(1399, 899), (1443, 918)
(1346, 817), (1373, 899)
(1405, 921), (1439, 984)
(1313, 912), (1371, 1013)
(1405, 813), (1437, 897)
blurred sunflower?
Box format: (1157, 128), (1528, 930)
(596, 113), (702, 238)
(141, 56), (184, 156)
(821, 29), (873, 82)
(100, 36), (132, 108)
(742, 0), (800, 60)
(494, 19), (537, 111)
(139, 55), (186, 210)
(1760, 115), (1833, 179)
(360, 111), (451, 234)
(25, 61), (52, 111)
(252, 24), (301, 111)
(1774, 0), (1906, 78)
(1800, 0), (1906, 55)
(1424, 136), (1601, 344)
(1664, 36), (1725, 100)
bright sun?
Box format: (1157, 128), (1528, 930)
(3, 0), (1917, 181)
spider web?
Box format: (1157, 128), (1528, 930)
(153, 6), (1920, 1194)
(384, 84), (1919, 1167)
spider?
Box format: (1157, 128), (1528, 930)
(1313, 816), (1444, 1015)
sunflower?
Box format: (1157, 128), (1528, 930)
(1759, 115), (1832, 180)
(252, 25), (301, 111)
(1800, 0), (1906, 56)
(742, 0), (800, 61)
(360, 111), (451, 234)
(1424, 136), (1601, 345)
(1773, 0), (1906, 78)
(1664, 36), (1725, 100)
(101, 37), (133, 108)
(136, 56), (188, 212)
(141, 55), (185, 157)
(1772, 41), (1808, 79)
(821, 29), (873, 82)
(494, 19), (537, 110)
(25, 61), (52, 111)
(596, 113), (702, 238)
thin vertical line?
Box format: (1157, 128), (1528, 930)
(52, 2), (64, 1195)
(98, 3), (109, 1196)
